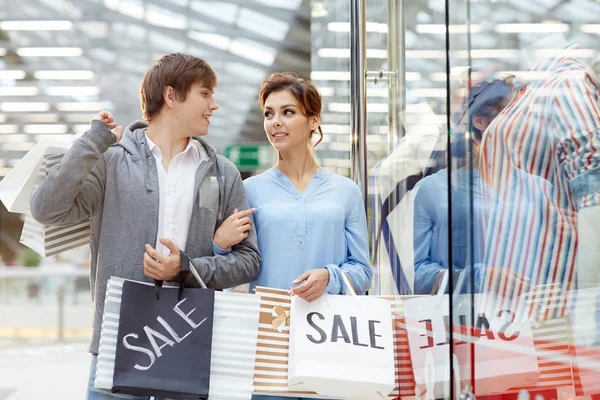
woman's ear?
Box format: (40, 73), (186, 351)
(311, 115), (320, 131)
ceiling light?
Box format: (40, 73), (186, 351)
(581, 24), (600, 34)
(45, 86), (100, 96)
(311, 71), (351, 81)
(495, 23), (569, 33)
(416, 24), (483, 34)
(19, 114), (60, 123)
(0, 134), (28, 143)
(0, 125), (18, 134)
(410, 88), (447, 98)
(0, 70), (26, 80)
(34, 70), (95, 80)
(1, 142), (36, 152)
(0, 87), (39, 96)
(56, 102), (109, 112)
(64, 114), (96, 123)
(188, 31), (231, 51)
(0, 102), (51, 112)
(17, 47), (83, 57)
(0, 20), (72, 30)
(24, 125), (69, 134)
(328, 22), (388, 33)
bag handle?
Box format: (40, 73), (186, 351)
(154, 251), (207, 301)
(341, 271), (357, 297)
(431, 269), (469, 310)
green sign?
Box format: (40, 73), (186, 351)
(224, 144), (274, 170)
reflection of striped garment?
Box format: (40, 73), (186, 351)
(478, 45), (600, 319)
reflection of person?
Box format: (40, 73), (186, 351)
(480, 39), (600, 319)
(412, 79), (515, 294)
(216, 72), (372, 307)
(29, 53), (261, 400)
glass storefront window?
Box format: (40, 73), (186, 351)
(313, 0), (600, 398)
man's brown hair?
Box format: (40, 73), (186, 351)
(140, 53), (217, 120)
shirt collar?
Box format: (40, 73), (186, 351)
(144, 132), (201, 162)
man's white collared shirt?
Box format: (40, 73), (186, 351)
(145, 134), (208, 256)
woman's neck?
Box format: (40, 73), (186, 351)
(275, 148), (319, 181)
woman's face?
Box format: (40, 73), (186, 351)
(263, 89), (318, 154)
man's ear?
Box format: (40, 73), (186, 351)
(472, 115), (489, 132)
(163, 86), (176, 108)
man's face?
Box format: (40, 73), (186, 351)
(173, 82), (219, 137)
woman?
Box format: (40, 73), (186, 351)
(214, 72), (371, 301)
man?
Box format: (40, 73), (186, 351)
(30, 53), (261, 399)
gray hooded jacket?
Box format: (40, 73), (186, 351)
(30, 119), (261, 354)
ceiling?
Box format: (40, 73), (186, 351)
(0, 0), (312, 176)
(309, 0), (600, 175)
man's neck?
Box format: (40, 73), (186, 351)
(146, 115), (190, 165)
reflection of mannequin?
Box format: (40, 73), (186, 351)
(371, 103), (443, 295)
(479, 34), (600, 320)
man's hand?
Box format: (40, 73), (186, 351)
(486, 266), (530, 297)
(93, 110), (124, 141)
(290, 268), (330, 303)
(144, 238), (182, 281)
(213, 208), (255, 250)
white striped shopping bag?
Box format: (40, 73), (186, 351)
(19, 152), (91, 257)
(96, 276), (260, 400)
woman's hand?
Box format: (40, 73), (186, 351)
(290, 268), (330, 302)
(213, 208), (255, 250)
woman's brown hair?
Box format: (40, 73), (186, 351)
(258, 72), (324, 147)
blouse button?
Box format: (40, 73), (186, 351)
(299, 239), (303, 244)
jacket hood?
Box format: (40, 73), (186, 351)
(116, 120), (218, 161)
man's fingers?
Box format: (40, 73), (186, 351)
(144, 253), (163, 271)
(158, 238), (179, 255)
(240, 223), (252, 232)
(94, 110), (113, 122)
(145, 244), (162, 260)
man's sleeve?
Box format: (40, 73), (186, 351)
(184, 164), (261, 289)
(554, 70), (600, 210)
(30, 120), (113, 226)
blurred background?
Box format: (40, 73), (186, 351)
(2, 0), (600, 398)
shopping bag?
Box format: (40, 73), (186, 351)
(403, 292), (540, 398)
(18, 153), (90, 257)
(111, 279), (215, 399)
(0, 138), (72, 214)
(252, 287), (419, 399)
(566, 287), (600, 396)
(287, 274), (395, 399)
(97, 277), (260, 400)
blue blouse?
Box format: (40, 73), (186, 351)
(243, 168), (372, 294)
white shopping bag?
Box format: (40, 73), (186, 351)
(403, 288), (540, 398)
(0, 138), (72, 214)
(18, 153), (91, 257)
(96, 276), (260, 400)
(288, 274), (395, 399)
